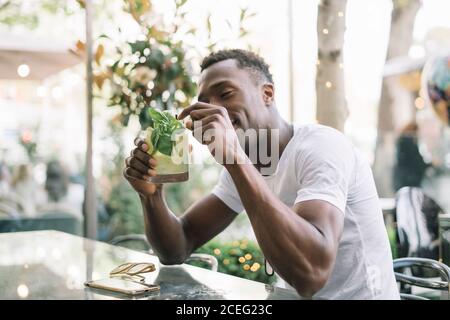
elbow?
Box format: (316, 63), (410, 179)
(293, 274), (328, 298)
(144, 233), (190, 266)
(157, 253), (187, 266)
(292, 246), (336, 298)
(290, 263), (331, 298)
(150, 245), (189, 265)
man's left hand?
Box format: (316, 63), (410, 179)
(177, 102), (245, 165)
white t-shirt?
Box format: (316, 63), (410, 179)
(212, 124), (400, 300)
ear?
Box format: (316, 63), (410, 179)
(262, 83), (275, 106)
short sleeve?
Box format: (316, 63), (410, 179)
(294, 127), (355, 215)
(211, 169), (244, 214)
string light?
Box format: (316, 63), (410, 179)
(316, 59), (321, 66)
(17, 64), (30, 78)
(338, 11), (344, 17)
(339, 63), (344, 69)
(17, 284), (29, 298)
(415, 97), (425, 109)
(322, 28), (329, 35)
(325, 81), (333, 88)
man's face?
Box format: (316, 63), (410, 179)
(197, 59), (272, 133)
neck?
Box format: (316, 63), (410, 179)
(277, 117), (294, 157)
(255, 108), (294, 174)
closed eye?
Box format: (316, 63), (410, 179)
(220, 90), (234, 100)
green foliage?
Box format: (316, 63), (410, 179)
(204, 240), (270, 283)
(148, 108), (184, 156)
(193, 239), (276, 285)
(387, 224), (398, 259)
(164, 162), (221, 213)
(99, 117), (144, 240)
(207, 7), (256, 52)
(106, 177), (144, 237)
(96, 0), (197, 129)
(0, 0), (77, 29)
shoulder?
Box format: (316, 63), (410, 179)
(295, 123), (347, 138)
(293, 124), (354, 156)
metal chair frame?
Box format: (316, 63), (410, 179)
(110, 234), (219, 272)
(393, 257), (450, 300)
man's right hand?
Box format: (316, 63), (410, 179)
(123, 137), (161, 197)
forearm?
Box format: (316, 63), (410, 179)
(225, 162), (333, 296)
(140, 188), (191, 264)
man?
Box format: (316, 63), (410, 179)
(124, 49), (400, 299)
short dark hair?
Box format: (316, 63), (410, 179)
(200, 49), (274, 84)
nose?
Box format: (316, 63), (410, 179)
(209, 97), (221, 106)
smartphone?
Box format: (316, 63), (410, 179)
(85, 278), (160, 296)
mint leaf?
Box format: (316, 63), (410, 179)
(151, 129), (160, 152)
(146, 107), (185, 156)
(148, 108), (164, 123)
(158, 135), (173, 156)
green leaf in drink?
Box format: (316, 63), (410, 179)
(146, 107), (185, 156)
(157, 135), (173, 156)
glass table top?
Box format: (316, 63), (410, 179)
(0, 230), (300, 300)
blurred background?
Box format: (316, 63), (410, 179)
(1, 0), (450, 285)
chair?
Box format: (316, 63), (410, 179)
(393, 257), (450, 300)
(37, 211), (83, 235)
(0, 193), (26, 216)
(110, 234), (219, 272)
(0, 202), (22, 232)
(0, 202), (22, 219)
(395, 186), (442, 261)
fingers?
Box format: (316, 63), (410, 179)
(185, 118), (193, 130)
(195, 114), (222, 126)
(189, 107), (226, 121)
(123, 166), (159, 195)
(177, 103), (206, 120)
(123, 167), (150, 181)
(192, 123), (216, 145)
(131, 148), (153, 167)
(134, 137), (144, 147)
(125, 156), (149, 175)
(149, 157), (157, 168)
(124, 162), (157, 179)
(134, 137), (149, 152)
(187, 112), (227, 131)
(177, 102), (226, 120)
(125, 142), (158, 182)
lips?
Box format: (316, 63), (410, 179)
(231, 118), (239, 128)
